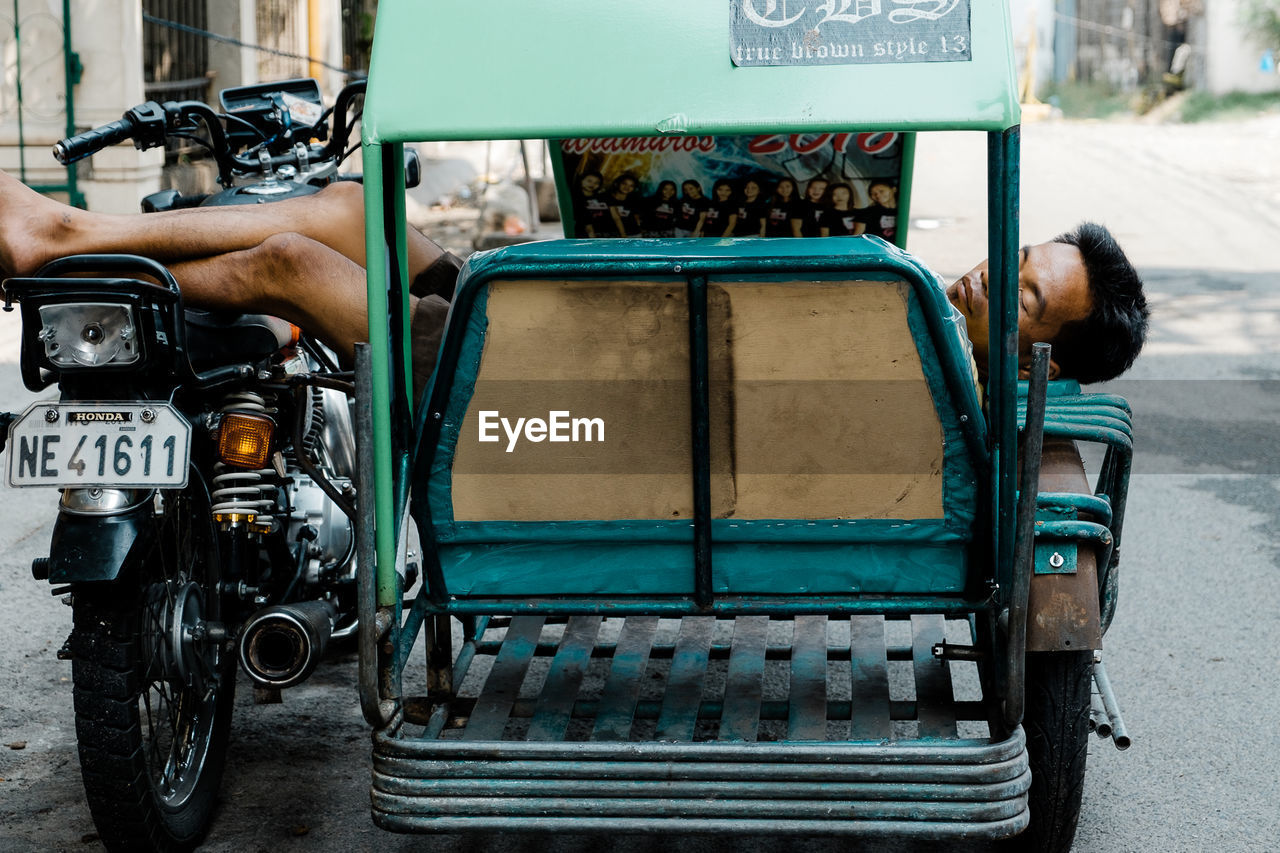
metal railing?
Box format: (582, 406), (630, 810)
(143, 0), (211, 104)
(4, 0), (83, 207)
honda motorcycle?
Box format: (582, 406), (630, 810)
(0, 78), (391, 851)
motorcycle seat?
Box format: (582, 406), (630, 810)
(184, 309), (297, 368)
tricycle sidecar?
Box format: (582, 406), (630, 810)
(354, 1), (1133, 849)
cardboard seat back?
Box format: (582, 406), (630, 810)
(416, 239), (985, 600)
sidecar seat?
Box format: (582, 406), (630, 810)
(411, 237), (987, 604)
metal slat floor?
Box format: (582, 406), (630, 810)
(373, 614), (1030, 838)
(430, 614), (991, 743)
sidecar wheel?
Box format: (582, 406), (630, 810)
(70, 480), (235, 853)
(1019, 649), (1093, 853)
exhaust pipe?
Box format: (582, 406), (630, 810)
(238, 599), (338, 688)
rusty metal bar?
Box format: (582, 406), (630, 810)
(376, 726), (1029, 765)
(590, 615), (659, 741)
(655, 616), (715, 741)
(788, 615), (828, 740)
(526, 615), (602, 741)
(1091, 657), (1130, 750)
(356, 343), (394, 727)
(430, 696), (989, 727)
(1005, 342), (1051, 727)
(463, 616), (545, 740)
(911, 615), (957, 738)
(849, 615), (892, 741)
(721, 616), (769, 741)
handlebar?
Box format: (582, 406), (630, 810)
(52, 118), (136, 165)
(50, 79), (365, 184)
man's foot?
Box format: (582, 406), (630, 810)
(0, 169), (81, 276)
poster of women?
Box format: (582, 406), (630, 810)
(557, 133), (904, 245)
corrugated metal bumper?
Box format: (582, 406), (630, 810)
(371, 729), (1030, 838)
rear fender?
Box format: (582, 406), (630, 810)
(48, 498), (154, 584)
(1026, 439), (1103, 653)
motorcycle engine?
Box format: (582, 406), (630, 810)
(286, 473), (354, 583)
(287, 384), (357, 583)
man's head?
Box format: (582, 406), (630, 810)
(946, 222), (1148, 383)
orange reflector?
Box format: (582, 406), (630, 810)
(217, 413), (274, 469)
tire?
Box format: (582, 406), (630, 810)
(69, 478), (235, 853)
(1020, 650), (1093, 853)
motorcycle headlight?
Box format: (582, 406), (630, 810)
(37, 302), (140, 368)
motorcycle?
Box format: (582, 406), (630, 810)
(0, 77), (388, 851)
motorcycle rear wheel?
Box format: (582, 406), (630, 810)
(70, 479), (235, 853)
(1019, 649), (1093, 853)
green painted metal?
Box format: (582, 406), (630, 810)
(362, 0), (1019, 145)
(986, 128), (1020, 602)
(369, 610), (1032, 837)
(1034, 505), (1078, 574)
(361, 0), (1025, 625)
(526, 615), (603, 741)
(433, 540), (969, 598)
(410, 596), (987, 618)
(14, 0), (84, 207)
(1014, 383), (1133, 634)
(896, 132), (917, 250)
(357, 11), (1082, 842)
(1036, 492), (1113, 527)
(590, 615), (659, 741)
(715, 541), (970, 595)
(360, 144), (398, 608)
(436, 517), (966, 545)
(654, 616), (715, 741)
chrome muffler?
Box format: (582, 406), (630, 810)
(238, 599), (338, 688)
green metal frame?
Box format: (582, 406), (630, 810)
(361, 0), (1022, 616)
(351, 0), (1137, 840)
(12, 0), (85, 207)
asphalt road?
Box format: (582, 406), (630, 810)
(2, 115), (1280, 852)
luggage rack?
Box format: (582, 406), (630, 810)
(372, 614), (1031, 838)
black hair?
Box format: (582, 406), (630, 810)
(1050, 222), (1148, 384)
(804, 177), (830, 203)
(826, 182), (854, 207)
(609, 172), (639, 194)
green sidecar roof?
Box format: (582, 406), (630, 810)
(362, 0), (1020, 144)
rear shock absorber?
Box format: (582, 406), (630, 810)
(210, 391), (278, 533)
(211, 465), (276, 530)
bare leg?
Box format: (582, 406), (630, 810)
(165, 232), (391, 360)
(0, 172), (445, 279)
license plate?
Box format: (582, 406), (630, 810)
(7, 402), (191, 488)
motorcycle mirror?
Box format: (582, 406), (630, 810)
(404, 149), (421, 189)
